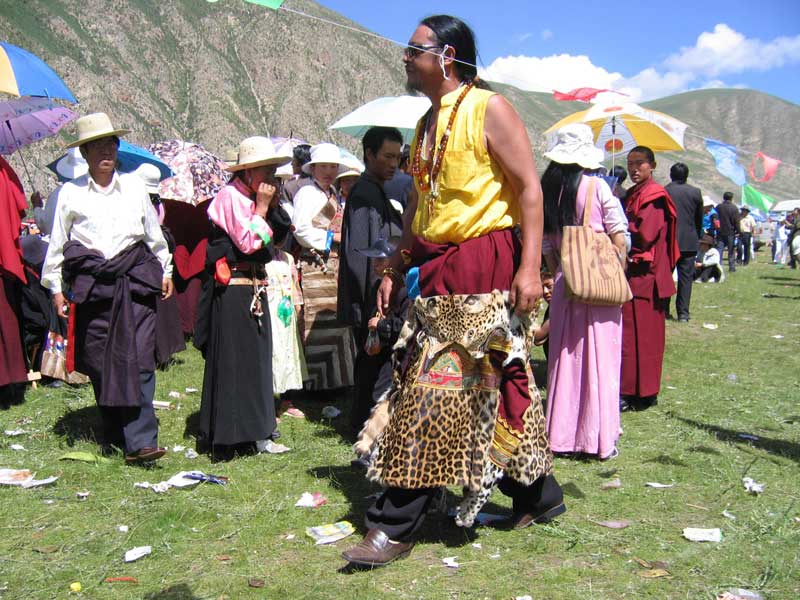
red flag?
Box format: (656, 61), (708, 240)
(553, 87), (626, 102)
(748, 151), (781, 183)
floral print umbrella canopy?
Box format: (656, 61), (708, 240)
(148, 140), (230, 205)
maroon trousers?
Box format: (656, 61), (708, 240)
(621, 291), (667, 398)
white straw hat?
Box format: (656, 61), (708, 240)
(65, 112), (130, 149)
(133, 163), (162, 194)
(302, 143), (345, 174)
(54, 147), (88, 180)
(227, 136), (292, 172)
(544, 123), (604, 170)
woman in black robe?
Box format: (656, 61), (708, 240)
(194, 137), (292, 458)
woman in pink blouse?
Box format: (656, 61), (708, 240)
(194, 137), (293, 459)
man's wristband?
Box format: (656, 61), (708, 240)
(382, 267), (404, 283)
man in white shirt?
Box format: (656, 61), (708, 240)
(41, 113), (173, 463)
(737, 206), (757, 265)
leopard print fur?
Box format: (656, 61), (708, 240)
(454, 460), (504, 527)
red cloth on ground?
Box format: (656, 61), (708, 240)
(0, 156), (27, 284)
(0, 276), (27, 386)
(409, 229), (530, 433)
(621, 293), (667, 398)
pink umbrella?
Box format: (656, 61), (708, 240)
(0, 96), (77, 186)
(148, 140), (230, 206)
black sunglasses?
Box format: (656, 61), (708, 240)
(403, 44), (442, 59)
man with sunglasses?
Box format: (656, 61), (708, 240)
(343, 15), (563, 568)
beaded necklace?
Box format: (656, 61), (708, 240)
(410, 82), (474, 222)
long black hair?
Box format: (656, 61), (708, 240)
(541, 161), (584, 235)
(420, 15), (492, 90)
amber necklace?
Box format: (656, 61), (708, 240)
(411, 82), (473, 221)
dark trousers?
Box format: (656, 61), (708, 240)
(675, 251), (697, 320)
(717, 234), (736, 272)
(739, 232), (752, 265)
(365, 474), (563, 542)
(93, 371), (158, 454)
(696, 266), (720, 282)
(350, 326), (391, 435)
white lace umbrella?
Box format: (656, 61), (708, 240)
(330, 95), (431, 143)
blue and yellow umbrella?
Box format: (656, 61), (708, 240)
(0, 41), (77, 103)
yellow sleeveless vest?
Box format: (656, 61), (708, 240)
(411, 87), (519, 244)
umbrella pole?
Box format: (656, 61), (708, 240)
(611, 116), (617, 171)
(5, 120), (36, 192)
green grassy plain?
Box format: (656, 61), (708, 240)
(1, 260), (798, 599)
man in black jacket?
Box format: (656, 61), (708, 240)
(716, 191), (740, 273)
(665, 163), (703, 321)
(337, 126), (404, 434)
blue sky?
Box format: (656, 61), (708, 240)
(317, 0), (800, 104)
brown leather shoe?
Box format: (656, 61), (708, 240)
(341, 528), (413, 567)
(125, 447), (166, 463)
(510, 502), (566, 529)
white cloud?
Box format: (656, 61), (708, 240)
(481, 24), (796, 101)
(540, 29), (553, 41)
(511, 32), (533, 44)
(665, 24), (800, 77)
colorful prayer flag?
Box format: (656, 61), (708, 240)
(244, 0), (285, 8)
(553, 88), (621, 102)
(741, 184), (775, 213)
(704, 138), (746, 187)
(748, 151), (781, 183)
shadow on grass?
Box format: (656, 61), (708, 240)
(52, 405), (105, 446)
(144, 584), (200, 600)
(761, 292), (800, 300)
(307, 464), (510, 551)
(674, 416), (800, 463)
(182, 410), (201, 441)
(759, 275), (800, 282)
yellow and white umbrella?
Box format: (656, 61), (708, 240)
(545, 102), (687, 162)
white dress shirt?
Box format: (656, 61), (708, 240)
(41, 171), (172, 294)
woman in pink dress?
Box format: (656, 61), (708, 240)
(540, 125), (628, 459)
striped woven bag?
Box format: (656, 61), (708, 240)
(560, 178), (632, 306)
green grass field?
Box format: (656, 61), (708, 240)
(1, 260), (798, 599)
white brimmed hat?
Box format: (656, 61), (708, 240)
(302, 143), (345, 174)
(703, 195), (716, 207)
(133, 163), (162, 194)
(65, 112), (130, 149)
(54, 147), (88, 180)
(223, 147), (238, 167)
(544, 123), (604, 170)
(227, 136), (292, 172)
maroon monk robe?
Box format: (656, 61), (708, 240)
(621, 178), (679, 399)
(0, 156), (29, 387)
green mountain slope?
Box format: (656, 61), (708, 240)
(1, 0), (798, 203)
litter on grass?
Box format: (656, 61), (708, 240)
(185, 449), (199, 459)
(104, 577), (138, 584)
(168, 391), (181, 399)
(514, 596), (533, 600)
(591, 520), (631, 529)
(59, 451), (110, 463)
(738, 433), (760, 441)
(4, 429), (25, 436)
(702, 323), (718, 330)
(152, 400), (174, 410)
(717, 589), (764, 600)
(124, 546), (151, 562)
(442, 556), (459, 568)
(321, 406), (341, 418)
(76, 491), (90, 501)
(639, 568), (670, 578)
(9, 444), (25, 451)
(305, 521), (355, 545)
(185, 387), (198, 393)
(295, 492), (328, 508)
(118, 525), (129, 533)
(172, 445), (185, 453)
(601, 478), (622, 490)
(771, 335), (784, 339)
(261, 440), (290, 454)
(471, 542), (482, 549)
(742, 477), (764, 494)
(135, 471), (227, 493)
(722, 510), (737, 520)
(645, 482), (674, 488)
(682, 527), (722, 542)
